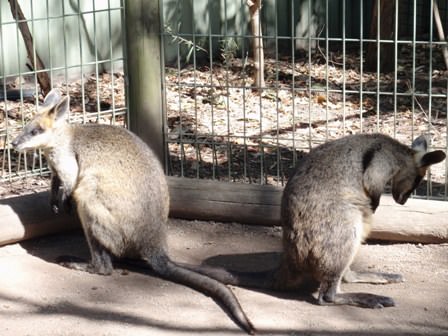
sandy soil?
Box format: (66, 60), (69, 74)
(0, 218), (447, 336)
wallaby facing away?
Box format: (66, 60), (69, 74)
(191, 133), (446, 309)
(12, 89), (254, 334)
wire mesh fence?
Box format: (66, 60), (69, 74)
(0, 0), (126, 195)
(0, 0), (447, 202)
(161, 0), (448, 200)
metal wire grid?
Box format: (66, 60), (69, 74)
(161, 0), (448, 200)
(0, 0), (127, 183)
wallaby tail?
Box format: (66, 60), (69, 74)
(178, 262), (276, 290)
(149, 254), (255, 335)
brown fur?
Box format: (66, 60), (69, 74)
(12, 89), (254, 334)
(188, 133), (445, 309)
(277, 134), (444, 307)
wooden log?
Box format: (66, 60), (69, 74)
(0, 177), (447, 246)
(371, 196), (448, 243)
(0, 192), (80, 246)
(168, 177), (282, 226)
(168, 177), (448, 243)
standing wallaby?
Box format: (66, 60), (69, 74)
(12, 89), (254, 334)
(190, 133), (446, 309)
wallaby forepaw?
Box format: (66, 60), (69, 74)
(50, 195), (74, 214)
(50, 197), (61, 214)
(51, 203), (60, 214)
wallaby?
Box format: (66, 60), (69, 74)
(189, 133), (446, 309)
(12, 89), (255, 334)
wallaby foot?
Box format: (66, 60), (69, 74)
(57, 252), (113, 276)
(57, 226), (115, 275)
(319, 292), (395, 308)
(343, 268), (403, 284)
(51, 195), (74, 214)
(318, 278), (395, 308)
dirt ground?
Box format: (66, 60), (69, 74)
(0, 218), (447, 336)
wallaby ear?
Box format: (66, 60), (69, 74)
(49, 95), (70, 123)
(411, 134), (428, 153)
(419, 150), (446, 167)
(42, 88), (62, 108)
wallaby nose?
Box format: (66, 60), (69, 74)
(11, 136), (21, 149)
(393, 190), (409, 205)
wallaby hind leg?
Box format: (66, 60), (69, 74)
(343, 267), (403, 284)
(313, 216), (396, 309)
(318, 277), (395, 309)
(57, 203), (114, 275)
(57, 234), (114, 275)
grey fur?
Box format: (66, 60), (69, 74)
(190, 133), (446, 309)
(11, 89), (254, 334)
(276, 133), (446, 308)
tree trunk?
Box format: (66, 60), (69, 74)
(365, 0), (395, 73)
(8, 0), (51, 95)
(248, 0), (265, 90)
(433, 0), (448, 70)
(125, 0), (165, 163)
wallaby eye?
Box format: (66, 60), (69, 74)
(31, 126), (44, 136)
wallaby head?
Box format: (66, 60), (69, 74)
(391, 135), (446, 204)
(12, 89), (69, 152)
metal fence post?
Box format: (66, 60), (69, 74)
(124, 0), (164, 163)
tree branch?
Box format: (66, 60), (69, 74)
(433, 0), (448, 70)
(248, 0), (265, 91)
(8, 0), (51, 95)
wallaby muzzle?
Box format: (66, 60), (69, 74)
(392, 190), (410, 205)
